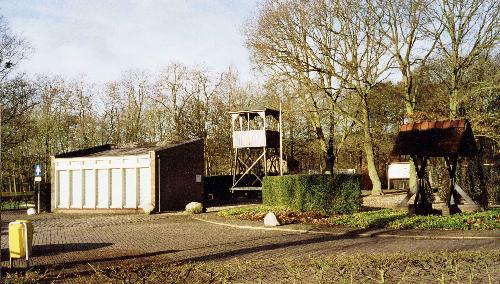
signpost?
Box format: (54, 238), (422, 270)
(34, 164), (42, 213)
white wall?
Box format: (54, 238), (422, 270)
(55, 155), (151, 210)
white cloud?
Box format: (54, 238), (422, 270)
(0, 0), (258, 83)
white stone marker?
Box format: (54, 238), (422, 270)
(264, 212), (280, 226)
(185, 202), (204, 214)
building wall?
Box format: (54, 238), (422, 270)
(156, 139), (204, 211)
(149, 150), (157, 211)
(51, 156), (56, 211)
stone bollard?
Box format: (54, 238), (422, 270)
(185, 202), (204, 214)
(264, 212), (280, 226)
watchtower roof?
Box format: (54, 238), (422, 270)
(391, 119), (477, 157)
(229, 107), (279, 119)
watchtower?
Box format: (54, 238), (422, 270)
(229, 107), (282, 191)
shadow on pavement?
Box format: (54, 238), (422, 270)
(34, 242), (114, 256)
(0, 242), (114, 261)
(1, 247), (179, 280)
(38, 249), (178, 269)
(182, 227), (388, 263)
(1, 243), (113, 260)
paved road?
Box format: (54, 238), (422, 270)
(1, 210), (499, 271)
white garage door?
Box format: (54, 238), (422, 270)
(97, 169), (109, 208)
(71, 170), (82, 208)
(139, 167), (151, 208)
(125, 168), (137, 208)
(110, 169), (122, 208)
(57, 170), (69, 208)
(55, 156), (151, 210)
(84, 170), (95, 208)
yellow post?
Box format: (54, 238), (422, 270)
(9, 220), (33, 268)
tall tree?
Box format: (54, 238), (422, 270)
(430, 0), (499, 118)
(247, 0), (391, 194)
(380, 0), (440, 192)
(0, 16), (34, 191)
(0, 16), (32, 81)
(381, 0), (438, 119)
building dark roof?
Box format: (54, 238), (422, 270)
(391, 119), (477, 157)
(80, 146), (158, 157)
(54, 139), (201, 158)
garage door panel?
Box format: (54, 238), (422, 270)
(57, 170), (69, 208)
(97, 169), (109, 208)
(84, 170), (96, 208)
(124, 168), (137, 208)
(139, 168), (151, 208)
(110, 169), (123, 208)
(71, 170), (82, 208)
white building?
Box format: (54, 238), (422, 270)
(50, 139), (204, 213)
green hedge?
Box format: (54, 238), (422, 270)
(262, 174), (361, 215)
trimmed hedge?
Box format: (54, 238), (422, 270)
(262, 174), (362, 215)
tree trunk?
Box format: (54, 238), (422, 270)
(402, 73), (418, 193)
(362, 101), (382, 195)
(449, 88), (459, 119)
(305, 94), (329, 173)
(311, 113), (329, 173)
(409, 161), (417, 194)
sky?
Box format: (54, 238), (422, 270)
(0, 0), (259, 83)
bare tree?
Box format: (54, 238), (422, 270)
(430, 0), (499, 118)
(380, 0), (441, 192)
(0, 16), (33, 192)
(381, 0), (439, 118)
(247, 0), (392, 194)
(0, 16), (32, 81)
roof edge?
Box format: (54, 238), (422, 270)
(399, 119), (468, 132)
(153, 138), (203, 152)
(54, 144), (113, 158)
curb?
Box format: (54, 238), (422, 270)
(193, 217), (500, 240)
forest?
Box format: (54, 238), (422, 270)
(1, 0), (498, 199)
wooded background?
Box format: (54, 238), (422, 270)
(1, 0), (498, 198)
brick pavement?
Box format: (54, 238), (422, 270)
(1, 210), (499, 273)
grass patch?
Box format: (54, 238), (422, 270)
(217, 205), (290, 218)
(3, 251), (499, 283)
(330, 208), (408, 228)
(389, 209), (500, 230)
(330, 208), (500, 230)
(0, 200), (33, 210)
(219, 205), (500, 230)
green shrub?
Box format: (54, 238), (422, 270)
(484, 164), (499, 205)
(262, 174), (361, 215)
(431, 156), (498, 206)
